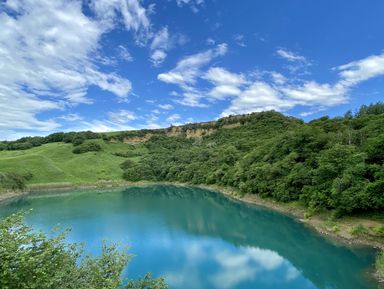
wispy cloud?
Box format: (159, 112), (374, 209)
(158, 44), (228, 106)
(175, 0), (205, 13)
(149, 27), (170, 66)
(276, 48), (312, 75)
(276, 48), (307, 62)
(222, 51), (384, 117)
(159, 104), (174, 110)
(166, 113), (181, 123)
(0, 0), (152, 138)
(117, 45), (133, 62)
(108, 110), (137, 124)
(89, 0), (151, 45)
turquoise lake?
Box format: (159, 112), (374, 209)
(0, 185), (379, 289)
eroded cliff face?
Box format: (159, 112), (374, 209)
(166, 126), (216, 139)
(116, 122), (243, 144)
(123, 133), (153, 144)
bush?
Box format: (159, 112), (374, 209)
(376, 251), (384, 281)
(372, 226), (384, 237)
(72, 142), (102, 154)
(120, 159), (136, 170)
(113, 151), (140, 158)
(0, 172), (33, 191)
(72, 136), (86, 146)
(349, 224), (368, 236)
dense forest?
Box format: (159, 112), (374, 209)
(120, 103), (384, 216)
(1, 103), (384, 216)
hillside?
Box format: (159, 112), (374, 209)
(1, 104), (384, 218)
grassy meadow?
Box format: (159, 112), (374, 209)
(0, 140), (144, 185)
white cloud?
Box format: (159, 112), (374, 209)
(89, 0), (151, 45)
(108, 110), (137, 124)
(206, 38), (216, 45)
(209, 85), (242, 100)
(149, 27), (170, 66)
(276, 48), (312, 75)
(175, 0), (205, 12)
(150, 27), (170, 51)
(221, 82), (295, 116)
(270, 72), (287, 85)
(159, 104), (174, 110)
(75, 120), (136, 133)
(58, 113), (83, 122)
(233, 34), (246, 47)
(158, 44), (228, 106)
(0, 0), (144, 137)
(281, 82), (347, 106)
(149, 27), (188, 66)
(177, 92), (208, 107)
(204, 67), (247, 86)
(204, 67), (247, 99)
(117, 45), (133, 62)
(150, 50), (168, 67)
(158, 43), (228, 86)
(169, 50), (384, 118)
(166, 113), (181, 123)
(337, 52), (384, 86)
(276, 48), (307, 62)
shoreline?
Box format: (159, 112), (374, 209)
(1, 180), (383, 250)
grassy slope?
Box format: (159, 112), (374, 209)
(0, 140), (145, 184)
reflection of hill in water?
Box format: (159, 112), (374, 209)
(119, 185), (376, 289)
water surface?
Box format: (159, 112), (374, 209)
(0, 185), (378, 289)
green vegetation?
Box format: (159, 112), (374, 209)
(72, 141), (103, 154)
(0, 213), (167, 289)
(0, 141), (138, 185)
(377, 251), (384, 281)
(1, 102), (384, 217)
(0, 172), (32, 191)
(121, 103), (384, 216)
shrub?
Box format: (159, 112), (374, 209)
(349, 224), (368, 236)
(72, 142), (102, 154)
(376, 251), (384, 281)
(372, 226), (384, 237)
(0, 172), (33, 191)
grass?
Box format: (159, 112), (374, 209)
(0, 140), (146, 185)
(377, 251), (384, 281)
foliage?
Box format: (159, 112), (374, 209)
(0, 172), (32, 191)
(119, 106), (384, 216)
(0, 131), (102, 151)
(349, 224), (368, 236)
(376, 251), (384, 281)
(0, 213), (167, 289)
(72, 141), (103, 154)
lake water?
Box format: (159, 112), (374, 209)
(0, 185), (379, 289)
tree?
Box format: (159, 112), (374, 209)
(0, 213), (167, 289)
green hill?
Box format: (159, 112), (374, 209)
(1, 104), (384, 217)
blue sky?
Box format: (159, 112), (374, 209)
(1, 0), (384, 139)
